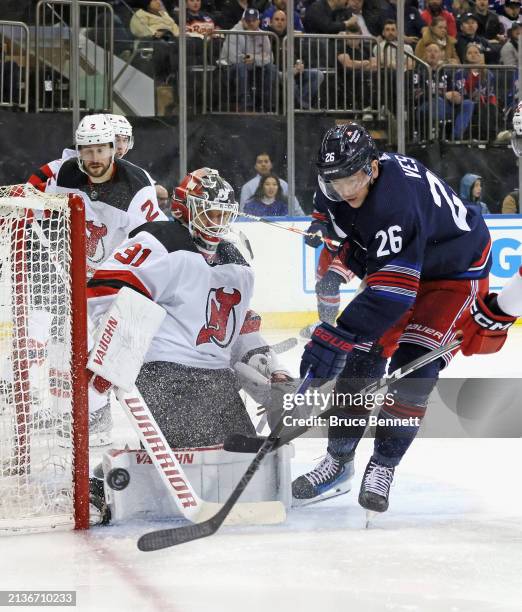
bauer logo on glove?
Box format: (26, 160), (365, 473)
(300, 322), (356, 380)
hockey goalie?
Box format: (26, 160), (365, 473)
(86, 168), (294, 525)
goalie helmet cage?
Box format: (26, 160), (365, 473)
(0, 184), (89, 533)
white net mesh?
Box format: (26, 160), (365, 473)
(0, 184), (77, 532)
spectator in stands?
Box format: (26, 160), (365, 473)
(456, 13), (497, 64)
(303, 0), (354, 34)
(261, 0), (303, 31)
(502, 189), (520, 213)
(104, 1), (135, 57)
(475, 0), (506, 44)
(459, 173), (490, 214)
(415, 16), (460, 64)
(421, 0), (457, 38)
(155, 184), (173, 218)
(219, 8), (278, 111)
(346, 0), (371, 36)
(381, 0), (425, 46)
(337, 23), (379, 116)
(357, 0), (392, 37)
(218, 0), (249, 30)
(455, 42), (500, 139)
(500, 22), (522, 65)
(473, 0), (505, 44)
(244, 174), (289, 216)
(451, 0), (474, 21)
(130, 0), (179, 82)
(187, 0), (217, 36)
(240, 151), (303, 212)
(267, 10), (324, 109)
(498, 0), (521, 35)
(415, 42), (474, 139)
(186, 0), (217, 64)
(375, 19), (415, 69)
(130, 0), (179, 38)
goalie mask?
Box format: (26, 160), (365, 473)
(173, 168), (238, 252)
(75, 114), (116, 176)
(512, 102), (522, 158)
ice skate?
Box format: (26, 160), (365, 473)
(358, 458), (395, 517)
(292, 451), (354, 506)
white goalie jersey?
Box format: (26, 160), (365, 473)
(87, 221), (257, 369)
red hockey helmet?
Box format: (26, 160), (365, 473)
(172, 168), (238, 249)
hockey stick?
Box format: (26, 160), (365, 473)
(238, 212), (341, 249)
(226, 338), (463, 453)
(271, 337), (298, 354)
(137, 371), (314, 551)
(115, 386), (286, 527)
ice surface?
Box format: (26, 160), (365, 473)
(1, 329), (521, 612)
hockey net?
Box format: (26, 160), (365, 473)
(0, 184), (89, 533)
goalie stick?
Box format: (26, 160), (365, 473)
(226, 338), (463, 454)
(136, 371), (314, 552)
(115, 386), (286, 527)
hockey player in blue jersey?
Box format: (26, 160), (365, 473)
(299, 192), (354, 339)
(292, 123), (492, 516)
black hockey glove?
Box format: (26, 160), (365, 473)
(304, 221), (328, 248)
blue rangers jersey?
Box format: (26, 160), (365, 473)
(316, 152), (492, 343)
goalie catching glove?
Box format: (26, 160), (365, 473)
(234, 347), (292, 405)
(87, 287), (166, 392)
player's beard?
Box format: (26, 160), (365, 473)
(85, 159), (112, 179)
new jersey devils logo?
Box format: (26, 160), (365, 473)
(196, 287), (242, 347)
(86, 220), (108, 263)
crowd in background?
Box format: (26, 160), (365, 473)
(1, 0), (521, 214)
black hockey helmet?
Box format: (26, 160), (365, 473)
(316, 123), (379, 201)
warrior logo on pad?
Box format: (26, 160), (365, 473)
(196, 287), (241, 348)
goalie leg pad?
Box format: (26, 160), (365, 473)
(87, 287), (166, 392)
(101, 444), (294, 522)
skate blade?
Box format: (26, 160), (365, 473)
(365, 510), (378, 528)
(292, 481), (352, 508)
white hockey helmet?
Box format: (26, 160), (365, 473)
(512, 102), (522, 158)
(106, 113), (134, 150)
(75, 114), (116, 173)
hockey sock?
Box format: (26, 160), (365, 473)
(327, 347), (387, 460)
(373, 343), (441, 467)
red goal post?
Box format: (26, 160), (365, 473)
(0, 184), (89, 533)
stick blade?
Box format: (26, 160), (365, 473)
(224, 501), (286, 526)
(138, 520), (217, 552)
